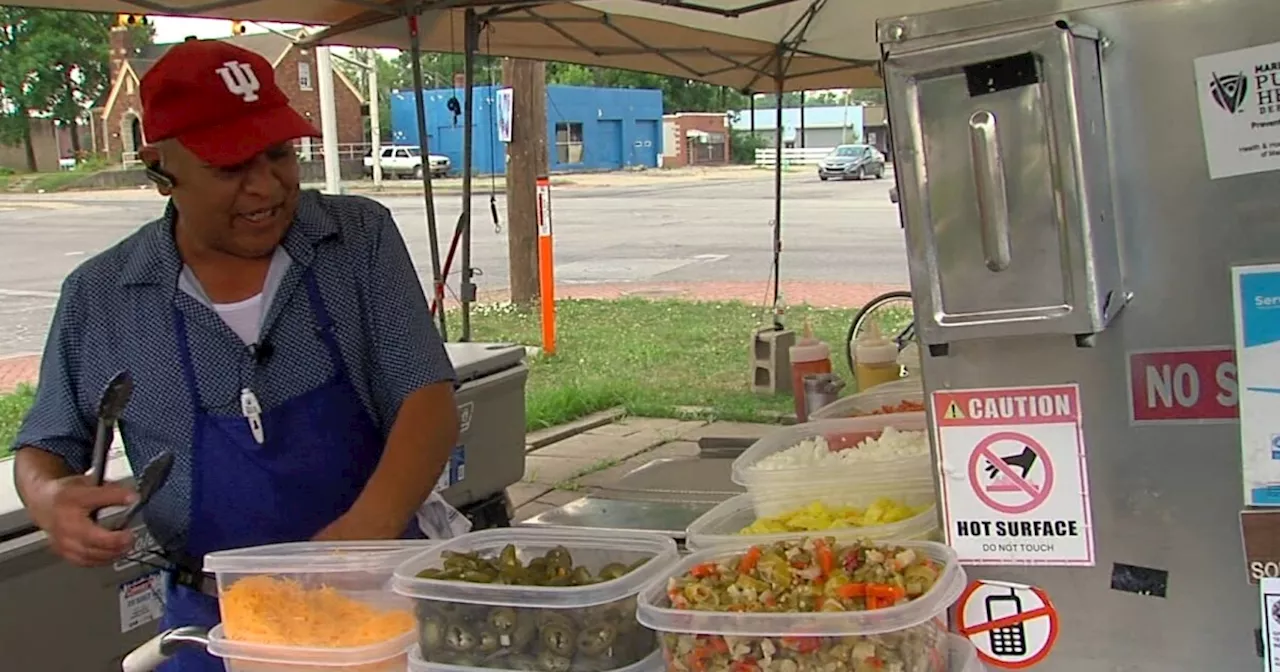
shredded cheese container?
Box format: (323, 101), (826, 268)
(810, 378), (925, 420)
(203, 540), (431, 669)
(636, 538), (966, 672)
(685, 491), (941, 552)
(392, 527), (679, 671)
(731, 413), (934, 503)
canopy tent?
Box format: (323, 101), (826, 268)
(6, 0), (988, 340)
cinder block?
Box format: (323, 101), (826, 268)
(751, 326), (795, 395)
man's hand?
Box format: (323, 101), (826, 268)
(28, 475), (137, 567)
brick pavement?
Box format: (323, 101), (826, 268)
(0, 353), (39, 395)
(0, 281), (905, 393)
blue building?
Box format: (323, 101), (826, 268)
(389, 85), (664, 175)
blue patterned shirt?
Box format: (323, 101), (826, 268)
(13, 190), (456, 551)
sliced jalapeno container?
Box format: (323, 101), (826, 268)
(636, 538), (966, 672)
(684, 491), (941, 553)
(392, 528), (679, 672)
(408, 644), (667, 672)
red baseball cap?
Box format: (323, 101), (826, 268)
(140, 39), (319, 167)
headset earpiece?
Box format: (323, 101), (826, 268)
(144, 163), (176, 189)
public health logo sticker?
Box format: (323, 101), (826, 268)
(1210, 71), (1249, 114)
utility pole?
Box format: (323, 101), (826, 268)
(316, 46), (341, 194)
(367, 51), (382, 189)
(502, 58), (547, 307)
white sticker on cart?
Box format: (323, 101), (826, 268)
(118, 571), (165, 633)
(1194, 40), (1280, 179)
(956, 580), (1059, 669)
(932, 385), (1095, 566)
(457, 401), (475, 433)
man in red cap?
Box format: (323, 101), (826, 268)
(12, 39), (460, 671)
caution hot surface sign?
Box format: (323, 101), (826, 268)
(932, 384), (1096, 566)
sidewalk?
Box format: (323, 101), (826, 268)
(0, 354), (39, 395)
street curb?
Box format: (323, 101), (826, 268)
(525, 406), (627, 452)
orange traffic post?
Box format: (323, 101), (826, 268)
(536, 175), (556, 356)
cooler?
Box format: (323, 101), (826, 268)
(438, 342), (529, 517)
(0, 440), (163, 671)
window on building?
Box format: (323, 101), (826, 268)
(555, 122), (584, 164)
(298, 61), (313, 91)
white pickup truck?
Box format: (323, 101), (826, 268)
(363, 145), (451, 179)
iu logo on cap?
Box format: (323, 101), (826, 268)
(216, 60), (261, 103)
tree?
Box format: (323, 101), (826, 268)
(0, 9), (143, 170)
(544, 62), (749, 113)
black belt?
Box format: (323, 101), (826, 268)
(167, 552), (219, 597)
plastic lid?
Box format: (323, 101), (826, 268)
(636, 539), (965, 637)
(206, 623), (414, 666)
(855, 323), (898, 363)
(391, 527), (679, 609)
(204, 540), (433, 575)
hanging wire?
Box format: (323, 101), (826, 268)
(485, 24), (501, 234)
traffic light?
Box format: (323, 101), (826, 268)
(115, 14), (147, 27)
(231, 20), (246, 35)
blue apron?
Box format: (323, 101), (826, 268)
(160, 270), (421, 672)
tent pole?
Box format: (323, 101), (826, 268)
(771, 78), (784, 329)
(459, 8), (478, 341)
(407, 14), (448, 341)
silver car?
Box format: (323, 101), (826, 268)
(817, 144), (886, 181)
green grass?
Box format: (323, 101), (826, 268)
(0, 297), (914, 458)
(459, 298), (902, 431)
(0, 384), (36, 459)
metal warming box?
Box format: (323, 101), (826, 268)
(0, 440), (163, 672)
(438, 342), (529, 509)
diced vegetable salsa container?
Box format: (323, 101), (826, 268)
(809, 379), (925, 420)
(944, 635), (986, 672)
(202, 541), (432, 670)
(391, 527), (680, 671)
(730, 413), (934, 503)
(636, 537), (965, 672)
(684, 491), (940, 553)
(407, 644), (667, 672)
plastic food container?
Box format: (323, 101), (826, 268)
(946, 634), (987, 672)
(810, 379), (925, 420)
(731, 413), (933, 502)
(684, 492), (940, 552)
(203, 540), (431, 666)
(407, 644), (666, 672)
(208, 624), (414, 672)
(392, 527), (680, 671)
(637, 539), (966, 672)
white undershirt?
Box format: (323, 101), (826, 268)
(211, 293), (265, 344)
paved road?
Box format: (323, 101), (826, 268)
(0, 172), (905, 357)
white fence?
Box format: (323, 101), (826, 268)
(754, 147), (834, 167)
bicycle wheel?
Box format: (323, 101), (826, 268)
(844, 290), (916, 377)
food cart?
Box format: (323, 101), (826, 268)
(22, 0), (1280, 669)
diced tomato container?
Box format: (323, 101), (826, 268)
(730, 412), (934, 509)
(810, 378), (926, 420)
(636, 538), (966, 672)
(202, 540), (430, 671)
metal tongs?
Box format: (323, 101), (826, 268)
(104, 451), (174, 532)
(88, 370), (133, 523)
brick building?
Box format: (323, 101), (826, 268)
(93, 27), (366, 164)
(661, 113), (731, 168)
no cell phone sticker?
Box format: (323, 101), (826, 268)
(932, 385), (1095, 566)
(956, 580), (1060, 669)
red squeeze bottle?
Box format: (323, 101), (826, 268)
(789, 321), (833, 422)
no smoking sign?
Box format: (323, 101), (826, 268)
(933, 385), (1096, 566)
